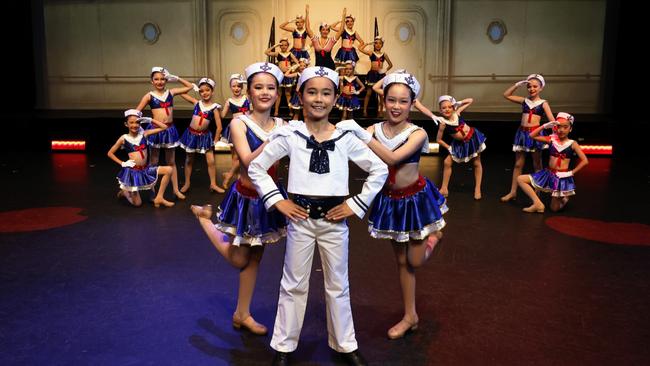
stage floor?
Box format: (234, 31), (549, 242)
(1, 151), (649, 365)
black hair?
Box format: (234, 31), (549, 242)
(198, 82), (214, 90)
(246, 73), (279, 89)
(382, 82), (416, 102)
(298, 77), (338, 95)
(150, 71), (164, 80)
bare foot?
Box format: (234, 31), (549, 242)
(180, 184), (190, 193)
(474, 192), (482, 200)
(222, 172), (234, 189)
(174, 191), (186, 200)
(190, 204), (212, 219)
(154, 198), (175, 208)
(500, 192), (516, 202)
(116, 190), (125, 199)
(523, 204), (545, 213)
(210, 184), (225, 193)
(439, 188), (449, 198)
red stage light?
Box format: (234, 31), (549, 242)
(51, 140), (86, 151)
(581, 145), (612, 155)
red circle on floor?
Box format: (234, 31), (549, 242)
(0, 207), (87, 233)
(545, 216), (650, 246)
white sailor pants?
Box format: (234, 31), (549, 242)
(270, 218), (358, 353)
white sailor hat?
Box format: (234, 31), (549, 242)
(437, 95), (458, 106)
(198, 77), (216, 89)
(296, 66), (339, 91)
(556, 112), (574, 124)
(374, 36), (384, 42)
(382, 71), (421, 97)
(244, 62), (285, 84)
(319, 22), (330, 29)
(299, 58), (310, 66)
(527, 73), (546, 88)
(124, 109), (142, 118)
(151, 66), (165, 74)
(229, 73), (247, 84)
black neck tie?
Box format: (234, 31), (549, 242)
(306, 136), (336, 174)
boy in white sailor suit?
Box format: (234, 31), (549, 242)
(248, 66), (388, 366)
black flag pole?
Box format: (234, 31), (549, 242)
(267, 17), (276, 64)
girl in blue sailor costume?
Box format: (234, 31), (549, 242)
(517, 112), (588, 213)
(284, 58), (310, 121)
(107, 109), (175, 208)
(334, 8), (365, 64)
(501, 73), (555, 203)
(336, 61), (365, 120)
(305, 5), (340, 70)
(359, 36), (393, 118)
(178, 77), (225, 194)
(337, 71), (446, 340)
(135, 66), (193, 200)
(249, 66), (387, 365)
(279, 7), (311, 60)
(435, 95), (487, 200)
(190, 62), (288, 337)
(265, 38), (299, 117)
(220, 73), (251, 189)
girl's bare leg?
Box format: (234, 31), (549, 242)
(164, 148), (185, 200)
(205, 151), (224, 193)
(517, 174), (544, 213)
(473, 155), (483, 200)
(387, 242), (419, 339)
(153, 166), (174, 207)
(181, 152), (194, 193)
(501, 152), (525, 202)
(233, 246), (268, 335)
(439, 155), (453, 197)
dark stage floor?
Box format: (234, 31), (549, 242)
(1, 150), (649, 365)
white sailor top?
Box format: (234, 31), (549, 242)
(248, 120), (388, 218)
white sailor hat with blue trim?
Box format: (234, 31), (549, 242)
(198, 77), (216, 89)
(382, 71), (421, 97)
(527, 73), (546, 88)
(244, 62), (284, 84)
(296, 66), (339, 90)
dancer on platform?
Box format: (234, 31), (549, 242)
(336, 61), (364, 120)
(305, 4), (338, 70)
(265, 38), (299, 117)
(280, 9), (311, 60)
(359, 36), (393, 117)
(107, 109), (174, 208)
(501, 74), (554, 202)
(334, 8), (365, 65)
(249, 66), (387, 366)
(284, 58), (310, 121)
(435, 95), (486, 200)
(178, 77), (225, 194)
(190, 62), (288, 337)
(517, 112), (588, 213)
(337, 71), (446, 340)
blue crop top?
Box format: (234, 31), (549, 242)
(228, 98), (250, 114)
(148, 91), (174, 111)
